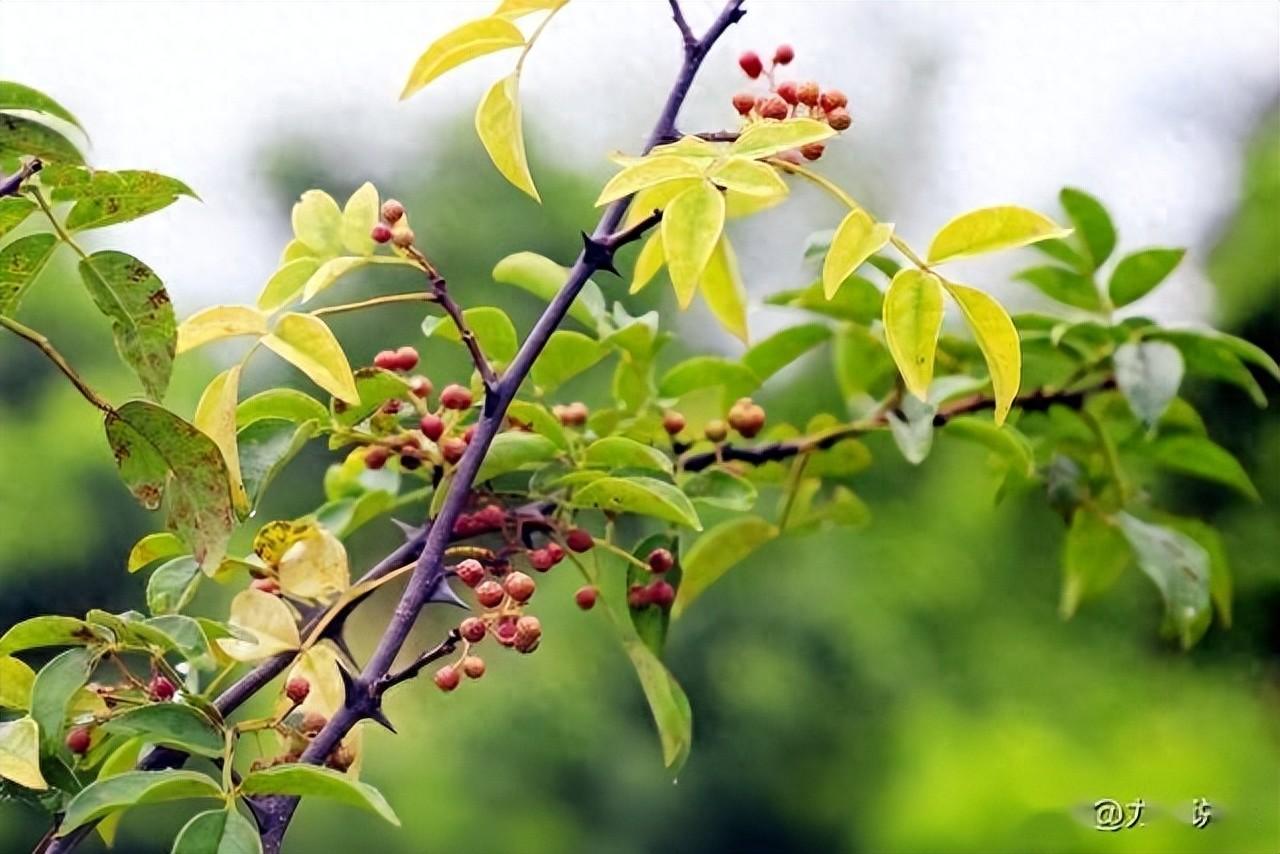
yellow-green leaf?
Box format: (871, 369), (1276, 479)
(645, 135), (722, 162)
(301, 255), (416, 302)
(822, 209), (894, 299)
(280, 239), (314, 264)
(0, 657), (35, 710)
(630, 232), (664, 295)
(401, 16), (525, 99)
(476, 72), (540, 202)
(258, 257), (321, 313)
(493, 0), (566, 19)
(597, 155), (706, 207)
(262, 313), (359, 404)
(728, 118), (835, 161)
(661, 180), (725, 308)
(193, 366), (248, 515)
(291, 190), (344, 258)
(882, 269), (944, 399)
(622, 178), (700, 229)
(286, 644), (345, 717)
(126, 532), (184, 573)
(340, 182), (380, 256)
(927, 205), (1071, 264)
(0, 717), (47, 790)
(943, 281), (1021, 424)
(176, 305), (269, 354)
(622, 638), (692, 773)
(707, 156), (788, 199)
(216, 589), (301, 661)
(700, 236), (748, 344)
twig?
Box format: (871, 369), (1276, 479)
(0, 157), (42, 197)
(311, 292), (436, 318)
(378, 629), (462, 693)
(0, 315), (113, 414)
(603, 208), (663, 250)
(667, 0), (697, 51)
(406, 245), (500, 397)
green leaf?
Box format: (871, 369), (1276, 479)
(926, 205), (1071, 264)
(1114, 340), (1183, 427)
(476, 72), (540, 202)
(401, 16), (524, 98)
(0, 81), (85, 130)
(943, 282), (1022, 425)
(300, 255), (417, 302)
(106, 401), (237, 573)
(238, 418), (318, 510)
(0, 717), (48, 790)
(102, 704), (223, 758)
(700, 235), (749, 343)
(240, 764), (400, 825)
(629, 231), (665, 295)
(0, 196), (35, 239)
(822, 210), (894, 299)
(93, 737), (144, 847)
(626, 533), (679, 657)
(1149, 435), (1259, 501)
(0, 232), (58, 317)
(0, 616), (106, 655)
(1151, 327), (1279, 382)
(673, 516), (777, 618)
(1108, 248), (1185, 307)
(621, 638), (692, 774)
(331, 367), (411, 428)
(1059, 187), (1116, 269)
(596, 155), (704, 206)
(422, 305), (518, 365)
(257, 257), (320, 313)
(31, 647), (92, 754)
(0, 656), (35, 709)
(680, 468), (758, 510)
(290, 190), (343, 257)
(76, 251), (177, 400)
(54, 170), (195, 232)
(941, 416), (1034, 476)
(236, 388), (328, 428)
(491, 252), (606, 330)
(531, 330), (604, 390)
(728, 117), (835, 160)
(58, 770), (223, 834)
(506, 400), (569, 450)
(146, 556), (202, 615)
(262, 312), (359, 403)
(1060, 508), (1131, 618)
(173, 807), (263, 854)
(706, 156), (788, 198)
(570, 476), (701, 529)
(882, 268), (944, 400)
(661, 180), (725, 308)
(764, 276), (881, 324)
(340, 182), (379, 256)
(176, 305), (269, 354)
(658, 356), (759, 400)
(1012, 265), (1102, 311)
(1161, 516), (1233, 629)
(0, 113), (83, 163)
(1116, 513), (1211, 649)
(743, 323), (831, 382)
(584, 436), (672, 475)
(833, 322), (895, 401)
(475, 432), (558, 481)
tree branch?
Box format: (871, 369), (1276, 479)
(378, 629), (462, 693)
(0, 315), (114, 415)
(0, 157), (42, 197)
(667, 0), (697, 51)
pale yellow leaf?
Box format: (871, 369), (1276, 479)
(597, 155), (706, 206)
(262, 313), (359, 404)
(301, 255), (416, 302)
(883, 268), (944, 400)
(176, 305), (269, 354)
(277, 527), (350, 602)
(646, 135), (723, 161)
(291, 190), (344, 258)
(630, 232), (665, 295)
(0, 656), (35, 710)
(728, 118), (835, 160)
(927, 205), (1072, 264)
(475, 72), (540, 202)
(493, 0), (566, 20)
(707, 157), (788, 199)
(822, 209), (894, 298)
(279, 239), (315, 265)
(0, 717), (47, 790)
(258, 257), (321, 313)
(944, 281), (1022, 424)
(661, 180), (725, 308)
(623, 179), (700, 229)
(340, 182), (380, 256)
(217, 589), (301, 661)
(401, 16), (525, 99)
(700, 236), (749, 344)
(724, 188), (787, 219)
(194, 366), (248, 516)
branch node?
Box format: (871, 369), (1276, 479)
(580, 232), (620, 276)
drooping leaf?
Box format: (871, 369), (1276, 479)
(58, 770), (223, 835)
(106, 401), (236, 572)
(262, 312), (359, 404)
(822, 209), (893, 299)
(943, 282), (1021, 425)
(1116, 513), (1211, 649)
(240, 764), (400, 825)
(1060, 508), (1131, 618)
(570, 476), (701, 529)
(1012, 265), (1102, 311)
(661, 180), (725, 308)
(926, 205), (1071, 264)
(476, 72), (540, 202)
(531, 330), (604, 390)
(422, 305), (518, 365)
(1059, 187), (1116, 269)
(728, 117), (835, 160)
(1149, 435), (1260, 501)
(194, 366), (248, 514)
(340, 182), (380, 256)
(629, 231), (665, 295)
(1150, 327), (1279, 382)
(51, 170), (195, 232)
(584, 436), (672, 475)
(1114, 340), (1183, 427)
(491, 251), (607, 330)
(257, 257), (321, 313)
(102, 703), (224, 758)
(700, 235), (749, 343)
(672, 516), (777, 618)
(401, 16), (525, 99)
(0, 113), (83, 163)
(176, 305), (269, 354)
(596, 155), (707, 206)
(172, 807), (263, 854)
(882, 269), (944, 400)
(0, 232), (58, 317)
(0, 717), (48, 790)
(0, 616), (107, 655)
(886, 392), (937, 465)
(1108, 248), (1185, 307)
(30, 647), (92, 754)
(621, 638), (692, 774)
(216, 589), (301, 662)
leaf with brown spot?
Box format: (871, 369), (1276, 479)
(77, 251), (176, 400)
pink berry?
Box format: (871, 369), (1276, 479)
(395, 346), (419, 371)
(566, 528), (594, 553)
(648, 548), (675, 574)
(459, 616), (487, 643)
(433, 665), (460, 692)
(773, 44), (795, 65)
(475, 580), (504, 609)
(65, 726), (91, 755)
(648, 579), (676, 609)
(739, 51), (763, 79)
(380, 199), (405, 224)
(285, 678), (310, 704)
(148, 675), (176, 701)
(504, 571), (536, 603)
(455, 559), (485, 588)
(776, 81), (798, 105)
(373, 350), (399, 371)
(371, 223), (393, 244)
(440, 384), (473, 411)
(732, 92), (756, 115)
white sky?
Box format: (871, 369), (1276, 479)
(1, 1), (1277, 329)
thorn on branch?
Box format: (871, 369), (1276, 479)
(580, 231), (620, 276)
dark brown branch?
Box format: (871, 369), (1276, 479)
(378, 629), (462, 693)
(603, 208), (664, 250)
(407, 245), (499, 397)
(0, 157), (42, 197)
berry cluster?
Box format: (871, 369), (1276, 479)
(62, 673), (178, 756)
(732, 44), (851, 161)
(662, 396), (767, 444)
(626, 548), (676, 609)
(371, 198), (414, 248)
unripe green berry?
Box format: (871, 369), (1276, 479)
(704, 419), (728, 443)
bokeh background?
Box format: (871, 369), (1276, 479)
(1, 2), (1278, 852)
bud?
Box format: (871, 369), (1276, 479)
(285, 677), (310, 704)
(433, 665), (460, 692)
(461, 656), (486, 679)
(475, 579), (505, 609)
(826, 108), (852, 131)
(459, 616), (487, 642)
(504, 571), (536, 603)
(732, 92), (756, 115)
(380, 199), (405, 224)
(65, 726), (91, 755)
(575, 585), (598, 610)
(776, 81), (798, 105)
(566, 528), (594, 553)
(759, 96), (789, 120)
(371, 223), (393, 244)
(800, 142), (825, 161)
(704, 419), (728, 443)
(773, 44), (795, 65)
(819, 89), (848, 112)
(797, 80), (820, 107)
(662, 410), (686, 436)
(738, 51), (763, 79)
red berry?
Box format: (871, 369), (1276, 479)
(575, 586), (598, 610)
(285, 677), (310, 704)
(441, 437), (467, 464)
(409, 375), (433, 398)
(440, 384), (473, 410)
(504, 571), (536, 603)
(148, 675), (176, 701)
(662, 410), (686, 436)
(797, 80), (820, 107)
(65, 726), (91, 755)
(475, 580), (505, 609)
(459, 616), (487, 642)
(251, 577), (281, 595)
(566, 528), (594, 553)
(647, 579), (676, 609)
(371, 223), (393, 244)
(461, 656), (486, 679)
(819, 89), (848, 112)
(773, 44), (795, 65)
(395, 346), (419, 371)
(827, 108), (852, 131)
(776, 81), (798, 105)
(419, 413), (445, 442)
(528, 548), (554, 572)
(373, 350), (399, 370)
(380, 199), (405, 224)
(647, 548), (675, 574)
(545, 543), (565, 565)
(475, 504), (505, 528)
(759, 96), (789, 120)
(627, 584), (650, 609)
(433, 665), (460, 692)
(800, 142), (825, 161)
(728, 397), (767, 438)
(732, 92), (756, 115)
(738, 51), (763, 78)
(463, 425), (477, 443)
(455, 559), (485, 587)
(494, 617), (518, 647)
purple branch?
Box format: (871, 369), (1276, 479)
(0, 157), (42, 197)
